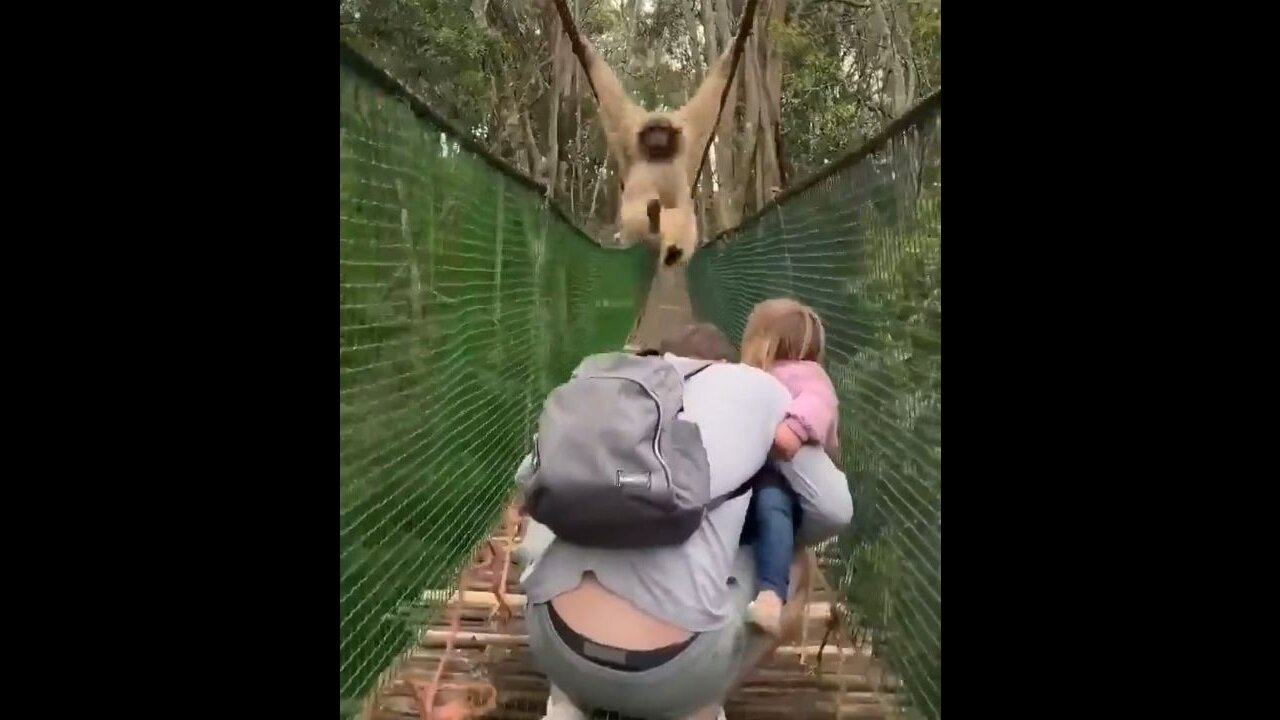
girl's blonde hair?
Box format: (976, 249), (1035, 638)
(740, 298), (827, 371)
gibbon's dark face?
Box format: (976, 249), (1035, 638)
(637, 116), (682, 162)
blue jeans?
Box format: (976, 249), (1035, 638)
(739, 465), (801, 599)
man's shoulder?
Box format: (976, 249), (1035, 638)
(658, 354), (788, 403)
(687, 361), (790, 409)
(698, 362), (785, 392)
(702, 361), (772, 380)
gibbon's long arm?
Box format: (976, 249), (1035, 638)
(674, 48), (735, 185)
(579, 39), (646, 175)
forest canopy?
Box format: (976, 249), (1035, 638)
(340, 0), (940, 239)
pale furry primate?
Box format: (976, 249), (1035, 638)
(582, 39), (734, 266)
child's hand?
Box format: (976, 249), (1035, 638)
(772, 423), (803, 460)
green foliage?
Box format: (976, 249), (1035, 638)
(906, 0), (942, 86)
(339, 54), (652, 715)
(341, 0), (537, 134)
(776, 1), (942, 180)
(342, 1), (942, 228)
(689, 109), (941, 720)
(772, 23), (864, 176)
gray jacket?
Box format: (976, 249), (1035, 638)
(515, 354), (853, 631)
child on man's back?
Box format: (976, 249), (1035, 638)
(738, 298), (839, 636)
(656, 311), (839, 636)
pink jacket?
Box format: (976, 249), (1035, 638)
(771, 360), (840, 454)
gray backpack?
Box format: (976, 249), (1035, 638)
(525, 352), (750, 548)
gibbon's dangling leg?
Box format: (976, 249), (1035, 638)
(658, 203), (699, 267)
(618, 192), (657, 245)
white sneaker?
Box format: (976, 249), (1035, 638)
(543, 686), (586, 720)
(746, 591), (784, 637)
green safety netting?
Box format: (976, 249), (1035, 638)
(689, 95), (941, 720)
(339, 48), (652, 713)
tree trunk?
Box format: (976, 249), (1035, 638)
(589, 150), (608, 219)
(870, 0), (915, 117)
(760, 0), (786, 198)
(867, 1), (922, 214)
(545, 11), (563, 199)
(701, 0), (720, 72)
(712, 0), (740, 231)
(892, 2), (918, 108)
(752, 48), (778, 210)
(574, 68), (583, 213)
(749, 44), (765, 213)
(521, 111), (544, 182)
(631, 0), (642, 37)
(471, 0), (489, 29)
(698, 0), (720, 235)
(684, 0), (705, 83)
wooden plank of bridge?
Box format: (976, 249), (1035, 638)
(366, 519), (898, 720)
(627, 264), (694, 351)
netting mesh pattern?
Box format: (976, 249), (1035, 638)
(340, 57), (651, 710)
(689, 107), (941, 719)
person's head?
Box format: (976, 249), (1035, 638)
(655, 322), (738, 362)
(740, 298), (826, 371)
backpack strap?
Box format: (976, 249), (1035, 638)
(705, 476), (757, 513)
(682, 362), (713, 381)
(677, 362), (713, 414)
(674, 359), (757, 512)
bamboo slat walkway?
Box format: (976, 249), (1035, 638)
(364, 515), (898, 720)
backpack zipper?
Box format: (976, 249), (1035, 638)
(589, 374), (673, 495)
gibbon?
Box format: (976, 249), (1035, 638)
(580, 38), (734, 266)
